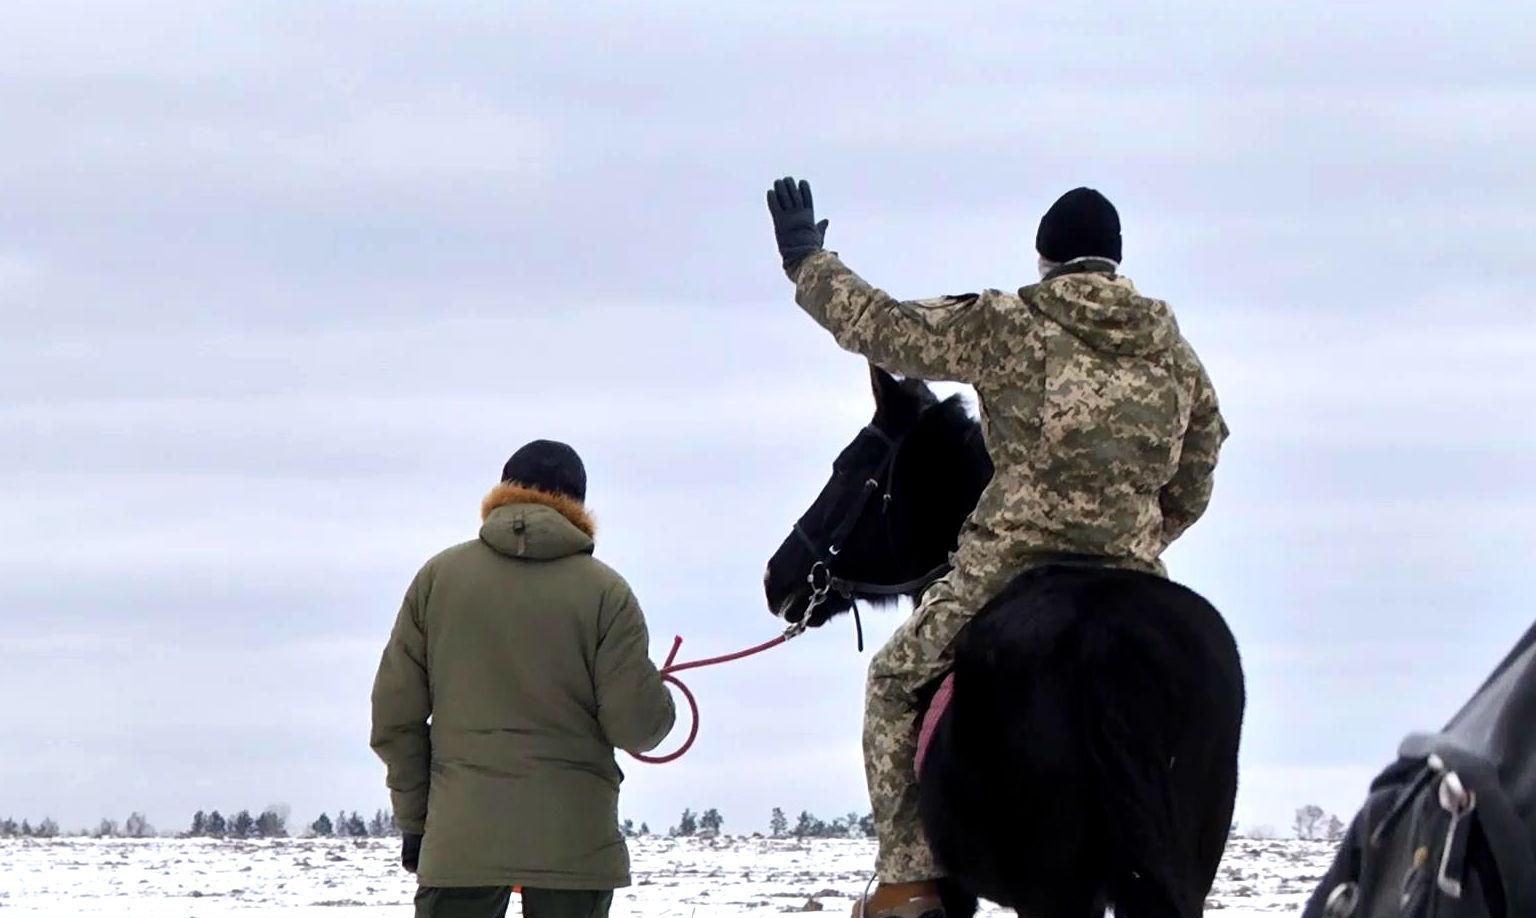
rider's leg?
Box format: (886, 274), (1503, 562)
(860, 572), (993, 916)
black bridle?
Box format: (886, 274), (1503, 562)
(788, 412), (954, 650)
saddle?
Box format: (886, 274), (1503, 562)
(915, 673), (955, 775)
(1303, 621), (1536, 918)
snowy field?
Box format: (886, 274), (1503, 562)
(0, 836), (1332, 916)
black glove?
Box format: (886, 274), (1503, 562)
(401, 832), (422, 873)
(766, 176), (829, 274)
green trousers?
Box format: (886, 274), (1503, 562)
(414, 886), (613, 918)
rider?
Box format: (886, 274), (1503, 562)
(766, 177), (1228, 918)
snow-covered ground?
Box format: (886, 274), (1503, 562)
(0, 835), (1332, 916)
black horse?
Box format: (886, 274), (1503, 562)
(763, 366), (1246, 918)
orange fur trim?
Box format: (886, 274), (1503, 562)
(480, 483), (596, 538)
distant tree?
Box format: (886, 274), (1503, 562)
(311, 814), (334, 837)
(230, 810), (256, 839)
(35, 818), (60, 839)
(621, 819), (636, 838)
(255, 808), (287, 838)
(190, 811), (208, 837)
(700, 809), (723, 835)
(770, 808), (788, 838)
(96, 819), (120, 839)
(794, 811), (825, 839)
(830, 812), (861, 839)
(639, 823), (651, 836)
(1324, 814), (1346, 842)
(857, 814), (875, 838)
(1294, 805), (1327, 841)
(263, 805), (291, 836)
(20, 820), (33, 838)
(205, 811), (227, 837)
(671, 809), (698, 837)
(125, 813), (154, 838)
(368, 810), (390, 838)
(0, 818), (17, 837)
(331, 810), (365, 838)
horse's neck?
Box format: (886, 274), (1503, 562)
(896, 419), (990, 572)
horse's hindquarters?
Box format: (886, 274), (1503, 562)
(918, 565), (1245, 918)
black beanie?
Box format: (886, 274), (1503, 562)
(1035, 187), (1122, 264)
(501, 440), (587, 502)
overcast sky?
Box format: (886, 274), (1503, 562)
(3, 1), (1534, 838)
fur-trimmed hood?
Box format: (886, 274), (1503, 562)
(479, 483), (596, 561)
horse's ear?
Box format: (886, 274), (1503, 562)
(869, 364), (940, 429)
(906, 377), (940, 407)
(869, 364), (903, 412)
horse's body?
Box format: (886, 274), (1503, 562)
(763, 367), (1245, 918)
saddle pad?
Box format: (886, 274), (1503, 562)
(914, 672), (955, 775)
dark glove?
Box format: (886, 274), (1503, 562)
(766, 176), (829, 274)
(401, 832), (422, 873)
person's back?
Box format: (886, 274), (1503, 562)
(371, 440), (675, 918)
(953, 253), (1221, 579)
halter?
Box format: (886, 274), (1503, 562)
(787, 409), (954, 650)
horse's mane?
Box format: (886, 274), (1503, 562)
(855, 389), (990, 606)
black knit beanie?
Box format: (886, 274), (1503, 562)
(501, 440), (587, 502)
(1035, 187), (1122, 264)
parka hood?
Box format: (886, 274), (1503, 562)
(1025, 260), (1177, 357)
(478, 483), (595, 561)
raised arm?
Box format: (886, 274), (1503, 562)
(791, 249), (1013, 383)
(767, 175), (1016, 384)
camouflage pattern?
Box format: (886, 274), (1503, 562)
(789, 250), (1228, 882)
(865, 570), (1014, 882)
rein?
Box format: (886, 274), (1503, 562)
(632, 403), (961, 765)
(629, 622), (809, 765)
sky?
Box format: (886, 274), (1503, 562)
(3, 0), (1535, 839)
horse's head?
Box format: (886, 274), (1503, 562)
(763, 365), (992, 628)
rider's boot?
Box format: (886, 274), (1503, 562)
(851, 881), (945, 918)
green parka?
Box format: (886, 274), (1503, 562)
(370, 484), (676, 889)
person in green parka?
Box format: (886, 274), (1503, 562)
(370, 440), (677, 918)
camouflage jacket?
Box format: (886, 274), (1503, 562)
(789, 250), (1227, 576)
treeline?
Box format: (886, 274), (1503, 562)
(1227, 804), (1348, 842)
(0, 818), (62, 838)
(186, 807), (291, 838)
(2, 815), (149, 839)
(0, 808), (399, 841)
(5, 804), (1346, 844)
(1291, 805), (1346, 842)
(305, 810), (401, 838)
(628, 808), (876, 839)
(93, 813), (155, 838)
(186, 808), (400, 839)
(774, 808), (876, 839)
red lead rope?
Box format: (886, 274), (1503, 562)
(629, 630), (797, 764)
